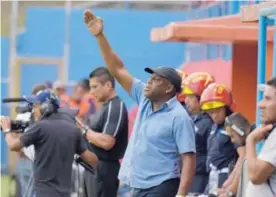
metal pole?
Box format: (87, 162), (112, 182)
(273, 19), (276, 76)
(8, 1), (19, 95)
(256, 15), (267, 153)
(7, 0), (19, 175)
(63, 0), (71, 84)
(8, 0), (19, 117)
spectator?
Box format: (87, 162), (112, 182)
(245, 77), (276, 197)
(63, 81), (95, 121)
(200, 83), (245, 197)
(223, 112), (254, 197)
(53, 80), (70, 107)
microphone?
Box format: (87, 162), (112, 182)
(2, 97), (26, 103)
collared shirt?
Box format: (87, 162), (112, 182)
(118, 78), (196, 189)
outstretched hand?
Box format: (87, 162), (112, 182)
(83, 9), (103, 36)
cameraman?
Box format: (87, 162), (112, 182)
(1, 89), (98, 197)
(15, 84), (47, 197)
(77, 67), (128, 197)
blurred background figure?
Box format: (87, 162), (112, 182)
(53, 80), (70, 107)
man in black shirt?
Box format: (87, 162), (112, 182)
(1, 89), (98, 197)
(77, 67), (128, 197)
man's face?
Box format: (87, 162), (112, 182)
(33, 104), (42, 121)
(89, 77), (110, 103)
(71, 85), (86, 101)
(144, 73), (172, 101)
(185, 95), (201, 114)
(206, 107), (226, 124)
(258, 85), (276, 124)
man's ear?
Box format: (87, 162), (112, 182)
(165, 84), (174, 94)
(105, 81), (112, 89)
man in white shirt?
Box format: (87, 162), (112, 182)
(245, 77), (276, 197)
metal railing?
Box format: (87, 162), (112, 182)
(185, 0), (265, 63)
(256, 6), (276, 153)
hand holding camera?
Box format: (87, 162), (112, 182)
(0, 116), (11, 133)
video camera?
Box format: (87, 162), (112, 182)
(1, 97), (33, 133)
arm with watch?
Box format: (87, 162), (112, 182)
(76, 117), (116, 151)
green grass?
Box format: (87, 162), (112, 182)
(1, 175), (16, 197)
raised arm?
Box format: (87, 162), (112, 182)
(84, 9), (134, 93)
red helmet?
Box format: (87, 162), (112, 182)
(175, 70), (188, 102)
(200, 83), (234, 111)
(182, 72), (215, 96)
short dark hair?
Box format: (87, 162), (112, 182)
(78, 78), (90, 91)
(89, 67), (115, 88)
(267, 76), (276, 88)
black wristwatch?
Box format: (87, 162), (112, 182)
(81, 126), (89, 138)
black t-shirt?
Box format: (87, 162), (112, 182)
(87, 96), (128, 161)
(20, 112), (87, 197)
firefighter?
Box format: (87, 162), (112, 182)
(200, 83), (245, 197)
(176, 69), (188, 107)
(182, 72), (215, 194)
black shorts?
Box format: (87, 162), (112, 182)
(83, 160), (120, 197)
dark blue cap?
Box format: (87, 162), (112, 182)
(23, 89), (60, 106)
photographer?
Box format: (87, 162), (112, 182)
(77, 67), (129, 197)
(1, 89), (98, 197)
(245, 77), (276, 197)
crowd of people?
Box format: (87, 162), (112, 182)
(1, 8), (275, 197)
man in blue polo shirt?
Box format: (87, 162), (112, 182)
(84, 9), (196, 197)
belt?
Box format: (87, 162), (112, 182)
(210, 163), (229, 174)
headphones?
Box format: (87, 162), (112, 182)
(40, 90), (60, 118)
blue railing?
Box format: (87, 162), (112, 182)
(185, 0), (265, 63)
(256, 7), (276, 153)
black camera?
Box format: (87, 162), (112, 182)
(10, 120), (29, 132)
(0, 120), (29, 133)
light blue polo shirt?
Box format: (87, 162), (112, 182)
(118, 78), (196, 189)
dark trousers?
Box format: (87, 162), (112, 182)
(189, 174), (209, 194)
(132, 178), (179, 197)
(218, 173), (228, 188)
(83, 160), (120, 197)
